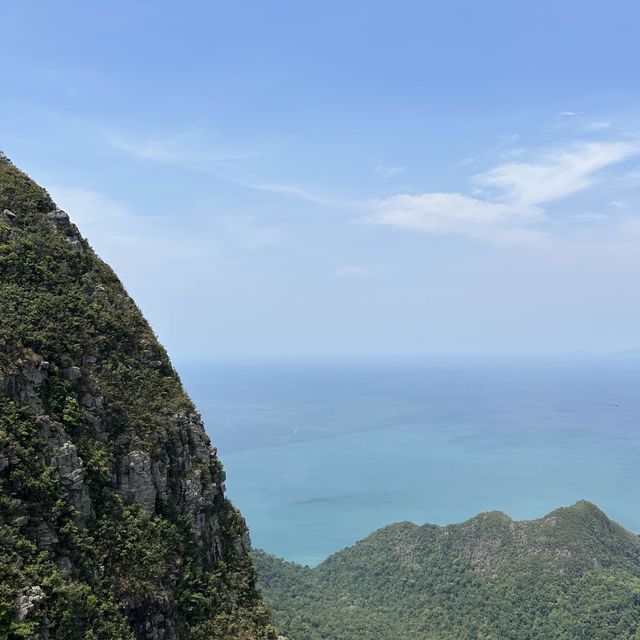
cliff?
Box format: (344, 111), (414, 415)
(0, 155), (275, 639)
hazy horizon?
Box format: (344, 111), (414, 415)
(179, 356), (640, 564)
(174, 348), (640, 364)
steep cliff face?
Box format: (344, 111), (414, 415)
(0, 155), (275, 639)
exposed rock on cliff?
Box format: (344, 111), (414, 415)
(0, 155), (275, 640)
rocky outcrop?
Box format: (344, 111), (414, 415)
(49, 438), (93, 524)
(16, 586), (46, 622)
(1, 362), (49, 413)
(1, 208), (16, 225)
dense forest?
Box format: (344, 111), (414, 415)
(255, 501), (640, 639)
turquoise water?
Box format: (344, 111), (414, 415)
(179, 356), (640, 566)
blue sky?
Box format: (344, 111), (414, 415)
(2, 1), (640, 358)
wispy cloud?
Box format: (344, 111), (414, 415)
(366, 192), (542, 240)
(365, 140), (640, 244)
(558, 110), (584, 117)
(109, 130), (344, 207)
(216, 214), (282, 249)
(375, 165), (406, 178)
(585, 121), (612, 131)
(109, 131), (254, 168)
(335, 264), (373, 277)
(476, 142), (637, 206)
(244, 181), (344, 206)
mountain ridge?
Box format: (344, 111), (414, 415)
(255, 500), (640, 639)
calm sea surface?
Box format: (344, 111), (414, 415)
(178, 356), (640, 566)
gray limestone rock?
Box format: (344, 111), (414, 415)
(59, 366), (82, 381)
(47, 208), (70, 223)
(15, 586), (46, 622)
(1, 208), (17, 224)
(1, 363), (49, 413)
(121, 450), (157, 514)
(50, 440), (93, 523)
(34, 523), (58, 550)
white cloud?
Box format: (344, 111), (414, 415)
(365, 140), (640, 245)
(475, 142), (637, 206)
(366, 192), (541, 240)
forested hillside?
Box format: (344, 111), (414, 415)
(256, 501), (640, 639)
(0, 155), (275, 640)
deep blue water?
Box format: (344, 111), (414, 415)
(178, 356), (640, 566)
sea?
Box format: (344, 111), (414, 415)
(177, 355), (640, 567)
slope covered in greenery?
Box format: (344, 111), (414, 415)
(255, 501), (640, 640)
(0, 155), (276, 639)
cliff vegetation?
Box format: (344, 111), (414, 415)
(0, 155), (276, 640)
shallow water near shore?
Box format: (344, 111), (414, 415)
(179, 355), (640, 566)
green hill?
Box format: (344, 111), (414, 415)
(255, 501), (640, 639)
(0, 155), (276, 639)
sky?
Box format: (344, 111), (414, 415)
(2, 1), (640, 358)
